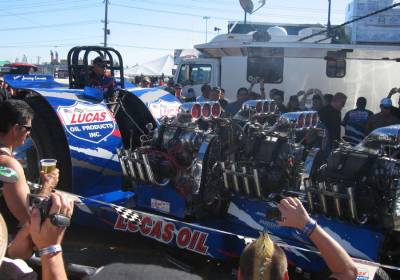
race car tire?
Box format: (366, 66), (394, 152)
(373, 268), (392, 280)
(25, 94), (73, 192)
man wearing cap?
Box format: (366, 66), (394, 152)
(366, 98), (400, 135)
(87, 56), (116, 99)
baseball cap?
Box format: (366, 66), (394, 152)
(380, 98), (392, 108)
(174, 83), (182, 89)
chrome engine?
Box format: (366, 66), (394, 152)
(305, 125), (400, 231)
(117, 100), (325, 217)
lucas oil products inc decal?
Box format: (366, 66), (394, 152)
(57, 101), (115, 144)
(114, 215), (209, 255)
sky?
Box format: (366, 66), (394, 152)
(0, 0), (353, 66)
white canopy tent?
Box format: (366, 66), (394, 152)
(125, 55), (174, 77)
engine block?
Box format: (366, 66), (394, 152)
(118, 100), (324, 218)
(306, 125), (400, 231)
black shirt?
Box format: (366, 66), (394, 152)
(224, 100), (245, 116)
(318, 105), (342, 148)
(391, 106), (400, 120)
(219, 99), (228, 109)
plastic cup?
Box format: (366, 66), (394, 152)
(40, 159), (57, 174)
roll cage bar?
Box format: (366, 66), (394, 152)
(67, 46), (125, 89)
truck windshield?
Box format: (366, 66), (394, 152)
(177, 64), (211, 85)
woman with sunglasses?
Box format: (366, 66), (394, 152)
(0, 100), (59, 227)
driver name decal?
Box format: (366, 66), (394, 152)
(57, 101), (115, 144)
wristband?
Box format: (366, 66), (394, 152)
(302, 218), (317, 236)
(38, 245), (62, 257)
(260, 88), (265, 90)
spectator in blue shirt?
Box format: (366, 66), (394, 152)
(342, 97), (373, 145)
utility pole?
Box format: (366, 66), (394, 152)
(103, 0), (109, 47)
(327, 0), (332, 33)
(37, 56), (41, 65)
(203, 16), (210, 43)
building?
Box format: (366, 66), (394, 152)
(345, 0), (400, 44)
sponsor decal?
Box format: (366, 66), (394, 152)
(151, 198), (170, 213)
(148, 100), (180, 119)
(12, 75), (48, 81)
(356, 268), (369, 280)
(57, 101), (115, 143)
(114, 215), (209, 255)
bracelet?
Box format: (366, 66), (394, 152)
(302, 218), (317, 236)
(38, 245), (62, 257)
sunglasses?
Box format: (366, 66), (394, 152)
(19, 124), (32, 132)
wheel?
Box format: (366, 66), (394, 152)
(20, 94), (73, 191)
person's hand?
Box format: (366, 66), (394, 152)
(388, 87), (398, 97)
(29, 193), (74, 249)
(313, 88), (322, 95)
(40, 168), (59, 192)
(306, 89), (314, 96)
(277, 197), (311, 230)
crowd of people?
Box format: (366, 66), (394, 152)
(167, 80), (400, 148)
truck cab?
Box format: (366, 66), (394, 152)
(174, 58), (220, 99)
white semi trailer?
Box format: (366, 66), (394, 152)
(174, 30), (400, 113)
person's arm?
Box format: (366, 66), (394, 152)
(259, 79), (266, 99)
(2, 157), (31, 223)
(387, 87), (398, 98)
(41, 253), (67, 280)
(342, 112), (349, 127)
(297, 90), (307, 109)
(29, 193), (74, 280)
(6, 223), (34, 260)
(278, 197), (357, 280)
(365, 117), (373, 136)
(248, 79), (256, 92)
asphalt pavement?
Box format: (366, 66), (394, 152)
(60, 225), (236, 279)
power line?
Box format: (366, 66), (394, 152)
(118, 0), (345, 15)
(111, 3), (236, 21)
(0, 20), (99, 32)
(110, 43), (173, 51)
(1, 0), (91, 11)
(111, 19), (218, 34)
(187, 0), (344, 13)
(1, 36), (103, 46)
(111, 2), (341, 22)
(0, 4), (100, 17)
